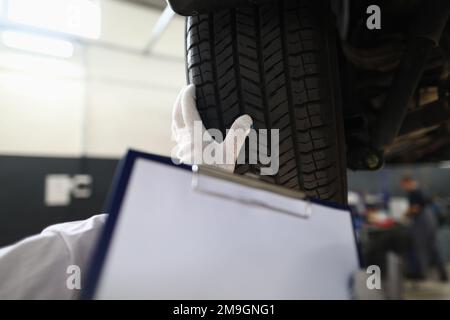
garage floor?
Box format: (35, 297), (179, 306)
(404, 264), (450, 299)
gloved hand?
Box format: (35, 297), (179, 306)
(171, 84), (253, 173)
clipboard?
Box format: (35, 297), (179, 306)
(83, 150), (360, 300)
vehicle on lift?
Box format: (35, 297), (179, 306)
(167, 0), (450, 205)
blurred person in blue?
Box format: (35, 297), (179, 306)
(400, 174), (448, 282)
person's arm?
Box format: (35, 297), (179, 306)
(403, 190), (427, 219)
(404, 204), (423, 218)
(0, 214), (107, 299)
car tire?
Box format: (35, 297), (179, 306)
(185, 0), (348, 204)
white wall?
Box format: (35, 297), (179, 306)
(0, 0), (185, 158)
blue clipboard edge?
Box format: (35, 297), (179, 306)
(82, 150), (191, 299)
(81, 150), (362, 299)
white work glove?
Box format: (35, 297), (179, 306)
(171, 84), (253, 173)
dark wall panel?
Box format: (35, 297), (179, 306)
(0, 156), (118, 247)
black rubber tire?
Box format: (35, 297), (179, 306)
(186, 0), (348, 204)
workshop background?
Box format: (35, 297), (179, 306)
(0, 0), (183, 246)
(0, 0), (449, 299)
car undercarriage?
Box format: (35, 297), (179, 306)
(169, 0), (450, 203)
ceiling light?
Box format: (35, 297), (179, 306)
(2, 30), (74, 58)
(6, 0), (101, 39)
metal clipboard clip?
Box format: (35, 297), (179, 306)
(191, 165), (312, 220)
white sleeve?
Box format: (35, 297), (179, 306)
(0, 214), (107, 300)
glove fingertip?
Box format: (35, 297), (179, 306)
(230, 114), (253, 135)
(237, 114), (253, 127)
